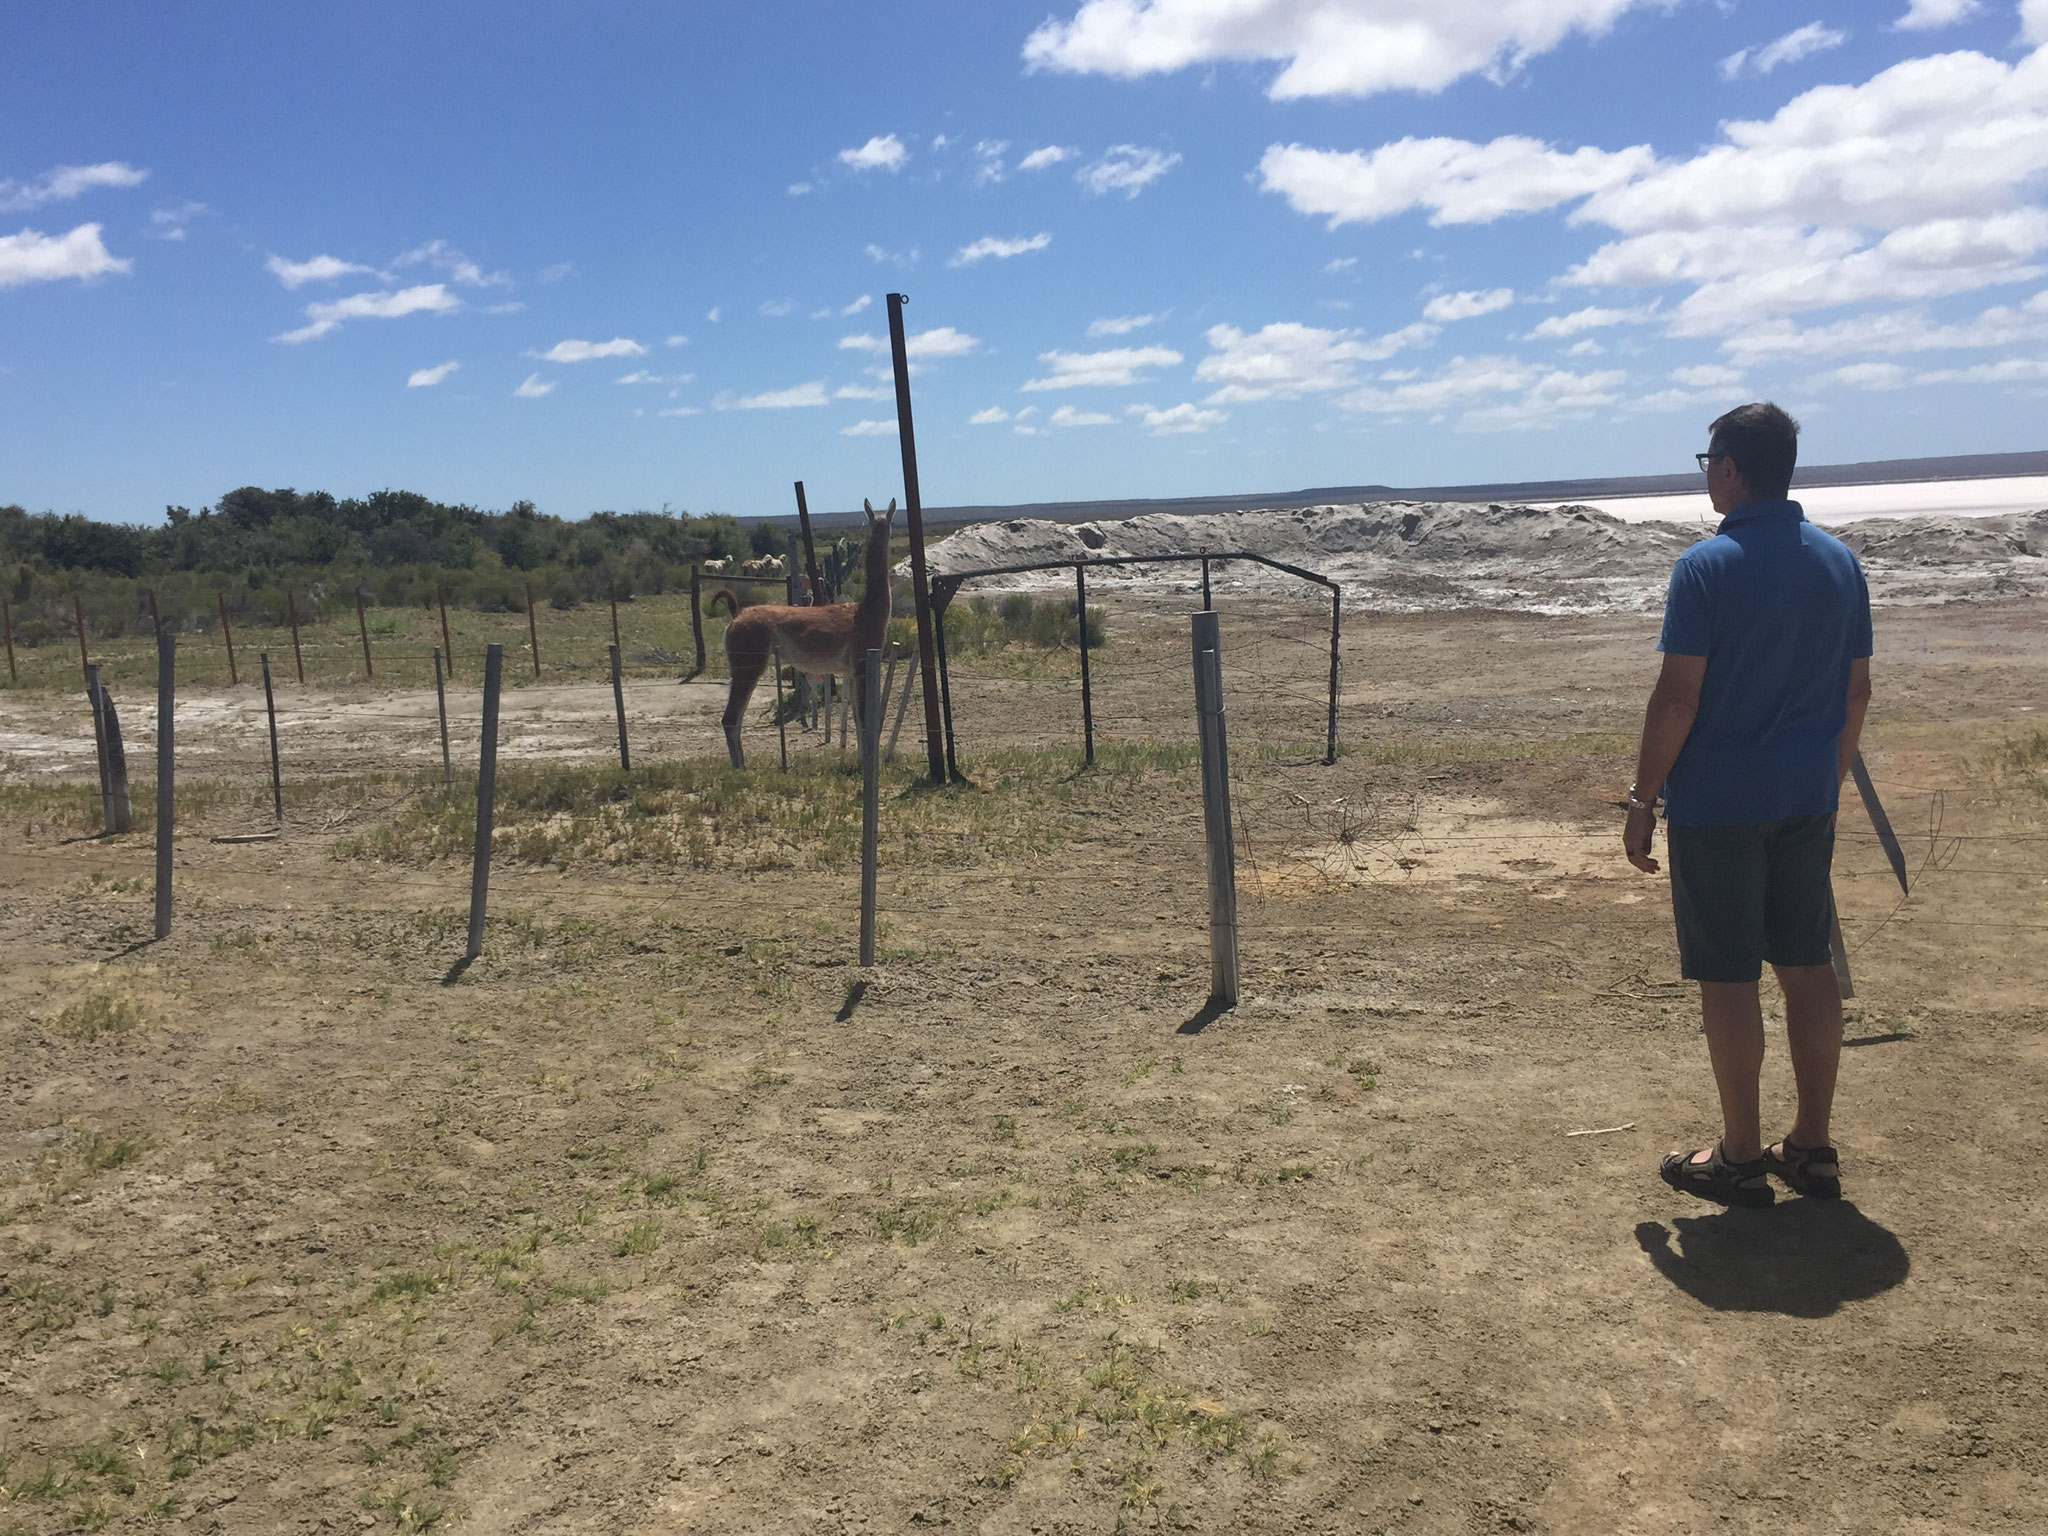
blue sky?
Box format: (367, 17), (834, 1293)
(6, 0), (2047, 523)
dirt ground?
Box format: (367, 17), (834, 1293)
(2, 595), (2045, 1535)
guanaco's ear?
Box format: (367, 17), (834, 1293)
(886, 498), (897, 515)
(863, 498), (874, 513)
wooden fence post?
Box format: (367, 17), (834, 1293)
(525, 581), (541, 678)
(859, 646), (881, 967)
(773, 649), (789, 772)
(438, 590), (454, 680)
(3, 594), (18, 683)
(102, 688), (132, 834)
(216, 591), (239, 685)
(795, 481), (825, 602)
(885, 292), (947, 785)
(74, 595), (91, 684)
(466, 644), (504, 960)
(286, 590), (305, 684)
(261, 653), (283, 822)
(688, 566), (706, 680)
(884, 647), (919, 763)
(1191, 611), (1238, 1010)
(1075, 564), (1095, 768)
(610, 643), (630, 772)
(155, 632), (174, 940)
(87, 663), (114, 831)
(433, 646), (452, 786)
(356, 588), (373, 679)
(1201, 557), (1212, 611)
(609, 582), (622, 655)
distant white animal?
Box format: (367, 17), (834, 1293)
(701, 557), (732, 575)
(740, 554), (787, 579)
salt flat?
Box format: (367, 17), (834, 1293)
(1535, 473), (2048, 526)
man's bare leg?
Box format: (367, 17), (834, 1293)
(1773, 961), (1842, 1154)
(1691, 980), (1766, 1167)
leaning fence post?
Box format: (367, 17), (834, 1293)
(859, 646), (882, 967)
(610, 643), (631, 772)
(886, 292), (948, 785)
(437, 590), (455, 680)
(466, 643), (504, 960)
(433, 646), (452, 786)
(1326, 586), (1341, 766)
(932, 584), (961, 782)
(885, 647), (919, 763)
(795, 481), (825, 602)
(102, 687), (132, 833)
(87, 663), (114, 831)
(1828, 892), (1854, 1000)
(287, 590), (306, 684)
(2, 595), (17, 683)
(216, 591), (239, 685)
(1192, 611), (1239, 1010)
(773, 648), (789, 772)
(1075, 564), (1095, 768)
(525, 581), (542, 678)
(75, 595), (91, 685)
(260, 652), (283, 822)
(687, 566), (706, 680)
(609, 582), (622, 655)
(356, 588), (374, 679)
(154, 632), (174, 940)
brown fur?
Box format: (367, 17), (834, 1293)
(720, 499), (895, 768)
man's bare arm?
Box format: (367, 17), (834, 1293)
(1624, 653), (1706, 874)
(1837, 656), (1872, 783)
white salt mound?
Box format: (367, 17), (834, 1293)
(914, 501), (2048, 615)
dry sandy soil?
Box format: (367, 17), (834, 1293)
(2, 590), (2045, 1536)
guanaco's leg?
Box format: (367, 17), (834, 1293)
(721, 623), (772, 768)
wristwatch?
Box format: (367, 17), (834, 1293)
(1626, 784), (1663, 816)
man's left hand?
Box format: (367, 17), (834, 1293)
(1624, 805), (1660, 874)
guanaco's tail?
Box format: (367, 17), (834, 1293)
(708, 587), (743, 618)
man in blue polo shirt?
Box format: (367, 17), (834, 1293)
(1623, 402), (1873, 1208)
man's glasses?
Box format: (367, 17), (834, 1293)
(1695, 452), (1725, 473)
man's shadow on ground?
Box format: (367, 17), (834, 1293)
(1635, 1201), (1908, 1317)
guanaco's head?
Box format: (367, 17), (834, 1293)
(861, 498), (896, 550)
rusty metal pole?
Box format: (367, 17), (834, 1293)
(609, 581), (622, 655)
(1075, 564), (1094, 768)
(610, 643), (631, 772)
(261, 653), (282, 821)
(1326, 587), (1341, 766)
(355, 588), (373, 679)
(216, 591), (239, 685)
(525, 581), (541, 679)
(794, 481), (825, 602)
(885, 292), (948, 785)
(438, 590), (455, 680)
(466, 644), (504, 960)
(147, 588), (162, 636)
(286, 590), (305, 684)
(74, 594), (90, 684)
(154, 631), (174, 940)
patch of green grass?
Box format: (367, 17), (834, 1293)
(369, 1272), (442, 1304)
(81, 1131), (149, 1172)
(613, 1219), (662, 1256)
(1987, 727), (2048, 800)
(47, 991), (145, 1042)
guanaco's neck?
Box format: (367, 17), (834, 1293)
(855, 523), (892, 627)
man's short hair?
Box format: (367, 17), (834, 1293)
(1708, 402), (1800, 500)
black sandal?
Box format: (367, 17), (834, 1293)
(1765, 1138), (1841, 1200)
(1659, 1142), (1775, 1208)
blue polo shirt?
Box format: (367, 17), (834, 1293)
(1657, 499), (1872, 827)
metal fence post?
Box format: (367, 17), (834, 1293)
(287, 590), (306, 684)
(101, 686), (133, 834)
(2, 594), (17, 683)
(466, 644), (504, 960)
(886, 292), (948, 786)
(217, 591), (239, 685)
(1192, 611), (1238, 1010)
(87, 663), (114, 832)
(433, 646), (452, 786)
(155, 632), (174, 940)
(688, 565), (706, 680)
(438, 590), (454, 681)
(859, 646), (881, 967)
(1075, 564), (1095, 768)
(1326, 587), (1341, 766)
(610, 643), (631, 772)
(356, 588), (374, 679)
(525, 581), (542, 678)
(261, 653), (283, 822)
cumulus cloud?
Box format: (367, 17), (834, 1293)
(1423, 287), (1514, 322)
(1721, 23), (1847, 82)
(840, 134), (908, 172)
(838, 326), (980, 360)
(1049, 404), (1116, 426)
(1023, 0), (1657, 100)
(1193, 320), (1436, 401)
(1894, 0), (1980, 31)
(971, 140), (1011, 186)
(1019, 145), (1075, 170)
(1323, 256), (1359, 273)
(842, 294), (872, 315)
(616, 369), (694, 385)
(0, 223), (131, 288)
(148, 200), (206, 240)
(273, 283), (459, 343)
(841, 418), (898, 436)
(1824, 361), (1914, 389)
(1078, 145), (1181, 198)
(1524, 304), (1656, 338)
(407, 361), (461, 388)
(1259, 138), (1652, 228)
(952, 232), (1053, 265)
(1717, 291), (2048, 362)
(1337, 353), (1627, 431)
(2027, 0), (2048, 46)
(1087, 313), (1162, 335)
(667, 334), (691, 347)
(835, 382), (892, 400)
(864, 243), (919, 267)
(788, 182), (815, 196)
(395, 239), (509, 288)
(970, 406), (1013, 424)
(759, 298), (795, 317)
(514, 373), (555, 398)
(534, 337), (647, 362)
(1129, 401), (1226, 433)
(721, 380), (832, 409)
(267, 253), (382, 288)
(0, 161), (148, 211)
(1022, 344), (1184, 390)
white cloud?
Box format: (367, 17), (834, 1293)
(759, 298), (795, 316)
(1719, 290), (2048, 362)
(1049, 404), (1116, 426)
(834, 382), (892, 400)
(514, 373), (555, 398)
(1323, 256), (1359, 273)
(1087, 312), (1162, 336)
(535, 337), (647, 363)
(616, 369), (694, 385)
(972, 139), (1011, 186)
(1895, 0), (1980, 31)
(838, 326), (980, 360)
(1721, 23), (1847, 82)
(273, 283), (459, 343)
(1824, 361), (1913, 389)
(1525, 304), (1655, 338)
(1423, 287), (1514, 322)
(537, 262), (574, 283)
(1023, 344), (1184, 390)
(267, 253), (381, 289)
(841, 418), (898, 436)
(667, 333), (690, 347)
(0, 223), (130, 287)
(147, 200), (206, 240)
(1337, 353), (1627, 431)
(970, 406), (1012, 424)
(722, 381), (832, 409)
(842, 294), (872, 315)
(1193, 320), (1435, 401)
(788, 182), (815, 196)
(952, 232), (1053, 265)
(656, 405), (702, 417)
(2027, 0), (2048, 47)
(706, 307), (722, 322)
(1023, 0), (1657, 100)
(864, 243), (919, 266)
(840, 134), (908, 172)
(1019, 145), (1075, 170)
(1259, 138), (1652, 228)
(1567, 338), (1605, 356)
(407, 360), (461, 388)
(1130, 401), (1226, 433)
(394, 239), (508, 288)
(0, 161), (148, 211)
(1079, 145), (1181, 198)
(1669, 363), (1746, 390)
